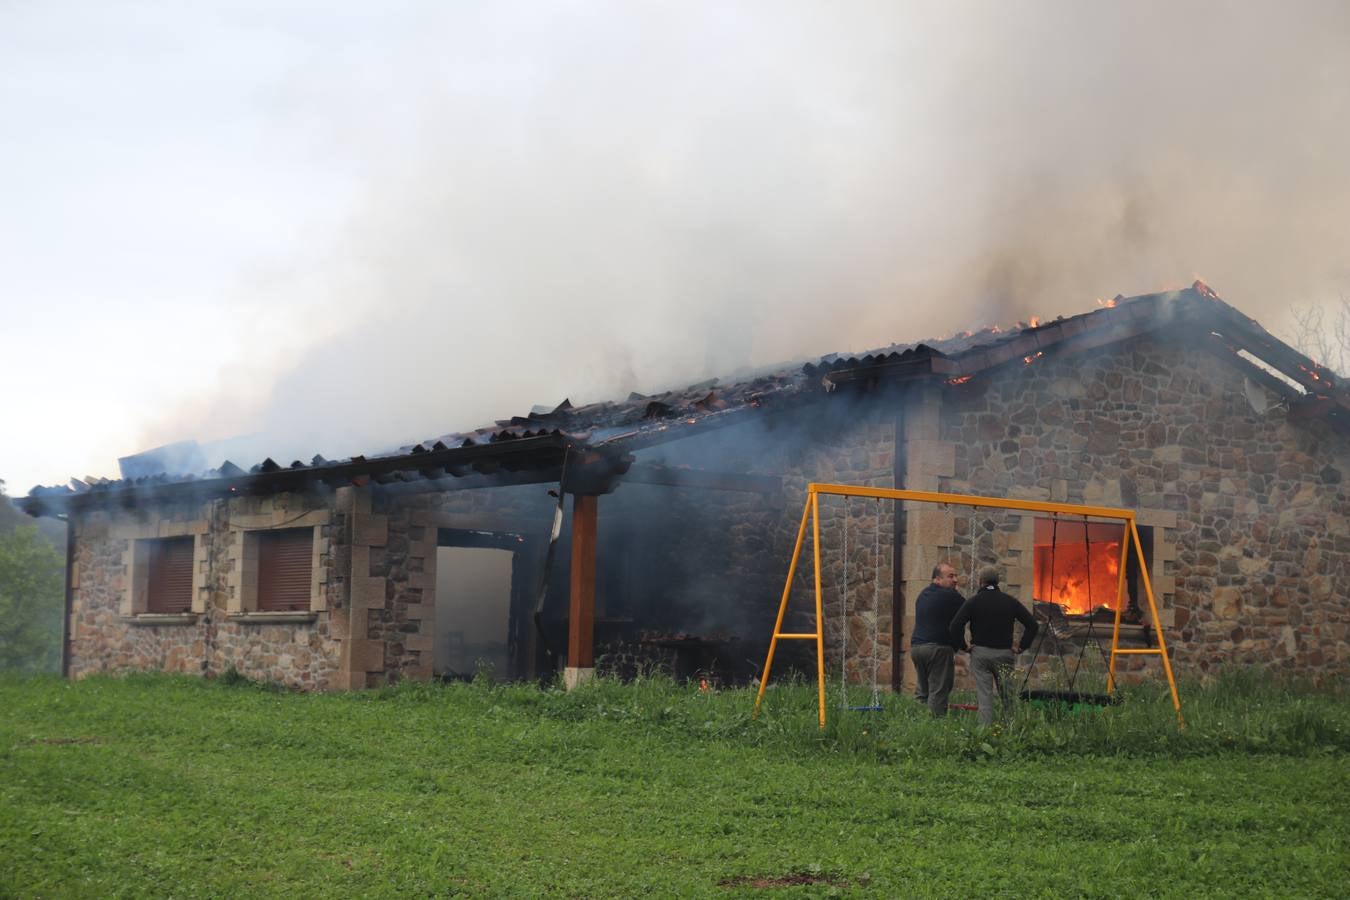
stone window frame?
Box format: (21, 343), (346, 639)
(226, 507), (330, 623)
(118, 519), (210, 625)
(1004, 507), (1178, 627)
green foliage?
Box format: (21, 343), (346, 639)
(0, 673), (1346, 897)
(0, 524), (64, 673)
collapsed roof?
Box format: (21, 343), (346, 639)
(20, 282), (1347, 517)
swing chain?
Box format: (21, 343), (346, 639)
(870, 497), (882, 708)
(968, 507), (979, 590)
(1068, 514), (1105, 693)
(839, 495), (850, 710)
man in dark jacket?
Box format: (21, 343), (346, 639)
(949, 566), (1039, 726)
(910, 562), (965, 716)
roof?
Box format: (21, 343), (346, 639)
(20, 281), (1347, 517)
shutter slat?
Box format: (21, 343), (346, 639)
(147, 536), (193, 613)
(257, 529), (313, 611)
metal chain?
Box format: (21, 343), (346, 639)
(871, 497), (882, 708)
(969, 507), (979, 589)
(839, 496), (850, 709)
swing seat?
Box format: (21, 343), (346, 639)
(847, 704), (883, 712)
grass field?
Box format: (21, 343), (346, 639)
(1, 671), (1347, 897)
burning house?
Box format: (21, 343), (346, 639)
(20, 284), (1350, 691)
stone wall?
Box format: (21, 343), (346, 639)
(67, 490), (344, 689)
(939, 333), (1349, 683)
(349, 483), (555, 687)
(613, 395), (899, 687)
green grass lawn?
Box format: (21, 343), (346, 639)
(1, 672), (1346, 898)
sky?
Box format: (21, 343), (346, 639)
(3, 1), (1348, 497)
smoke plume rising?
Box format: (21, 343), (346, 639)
(17, 2), (1350, 476)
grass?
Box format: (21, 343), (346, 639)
(1, 671), (1347, 897)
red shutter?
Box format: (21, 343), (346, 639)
(147, 536), (194, 614)
(257, 529), (313, 612)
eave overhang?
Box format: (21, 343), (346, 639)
(20, 433), (577, 518)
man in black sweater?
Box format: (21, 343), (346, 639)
(949, 566), (1039, 726)
(910, 562), (966, 716)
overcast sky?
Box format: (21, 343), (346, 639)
(3, 1), (1348, 496)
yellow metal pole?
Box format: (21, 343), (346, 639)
(753, 495), (813, 719)
(809, 483), (1133, 520)
(755, 482), (1186, 728)
(1129, 520), (1185, 728)
(1106, 527), (1131, 694)
(812, 489), (826, 729)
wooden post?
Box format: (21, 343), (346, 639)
(564, 493), (598, 690)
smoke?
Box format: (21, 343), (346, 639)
(24, 2), (1350, 473)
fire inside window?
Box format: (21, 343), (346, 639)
(1032, 519), (1151, 618)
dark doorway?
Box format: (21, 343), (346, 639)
(435, 528), (537, 681)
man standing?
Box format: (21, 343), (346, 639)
(910, 562), (965, 716)
(949, 566), (1039, 726)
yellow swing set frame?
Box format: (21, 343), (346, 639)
(751, 483), (1185, 728)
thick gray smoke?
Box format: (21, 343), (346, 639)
(116, 2), (1350, 467)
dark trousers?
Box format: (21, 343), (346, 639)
(970, 646), (1016, 726)
(911, 643), (956, 717)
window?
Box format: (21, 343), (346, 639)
(123, 530), (205, 620)
(1032, 518), (1152, 619)
(146, 536), (194, 614)
(227, 513), (327, 618)
(256, 528), (314, 612)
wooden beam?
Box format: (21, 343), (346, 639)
(565, 493), (598, 686)
(621, 463), (781, 494)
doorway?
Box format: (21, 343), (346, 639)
(435, 545), (513, 679)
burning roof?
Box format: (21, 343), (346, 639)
(20, 281), (1348, 516)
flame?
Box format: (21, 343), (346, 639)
(1023, 351), (1043, 365)
(946, 375), (973, 385)
(1096, 297), (1117, 309)
(990, 324), (1003, 334)
(1034, 535), (1122, 615)
(1029, 315), (1042, 328)
(1193, 279), (1219, 300)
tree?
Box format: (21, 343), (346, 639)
(1289, 294), (1350, 377)
(0, 481), (66, 673)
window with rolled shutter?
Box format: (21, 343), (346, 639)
(257, 528), (313, 611)
(146, 536), (194, 614)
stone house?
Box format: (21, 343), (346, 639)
(21, 283), (1350, 691)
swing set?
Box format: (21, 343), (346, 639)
(751, 482), (1185, 729)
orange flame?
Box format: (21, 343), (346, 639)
(1034, 529), (1123, 615)
(1096, 297), (1117, 309)
(1023, 351), (1043, 365)
(947, 375), (973, 385)
(1029, 315), (1042, 328)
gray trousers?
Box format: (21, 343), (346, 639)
(970, 646), (1016, 726)
(910, 643), (956, 717)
